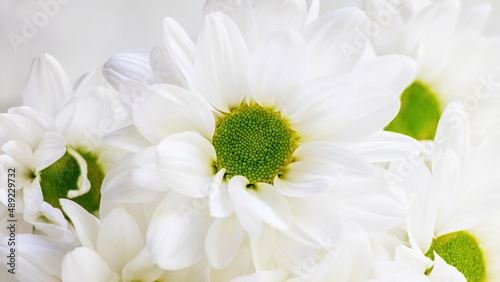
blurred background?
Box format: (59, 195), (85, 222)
(1, 0), (499, 112)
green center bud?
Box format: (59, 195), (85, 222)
(212, 104), (299, 184)
(385, 81), (442, 140)
(425, 231), (486, 282)
(39, 148), (104, 214)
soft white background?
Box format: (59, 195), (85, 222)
(1, 0), (499, 112)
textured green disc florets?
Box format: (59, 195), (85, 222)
(385, 81), (442, 140)
(212, 104), (299, 184)
(425, 231), (486, 282)
(39, 148), (104, 214)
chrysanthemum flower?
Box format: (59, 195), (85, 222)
(357, 0), (500, 142)
(102, 2), (417, 271)
(383, 102), (500, 281)
(0, 54), (127, 226)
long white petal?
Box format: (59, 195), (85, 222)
(22, 53), (73, 118)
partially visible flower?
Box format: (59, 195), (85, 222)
(383, 102), (500, 281)
(0, 54), (128, 230)
(357, 0), (500, 142)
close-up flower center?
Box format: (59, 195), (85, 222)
(425, 231), (486, 282)
(212, 104), (299, 185)
(39, 147), (104, 214)
(385, 81), (442, 140)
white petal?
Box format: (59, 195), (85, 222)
(0, 113), (44, 148)
(283, 195), (343, 248)
(293, 142), (375, 188)
(60, 199), (101, 250)
(147, 192), (212, 270)
(432, 102), (470, 168)
(1, 140), (36, 175)
(121, 81), (215, 144)
(101, 124), (152, 153)
(7, 234), (76, 282)
(248, 30), (307, 108)
(159, 17), (197, 86)
(157, 132), (217, 198)
(101, 151), (165, 203)
(64, 87), (117, 149)
(205, 214), (244, 268)
(345, 54), (417, 96)
(228, 176), (291, 230)
(306, 246), (352, 282)
(209, 170), (234, 218)
(234, 203), (262, 238)
(252, 0), (307, 40)
(329, 86), (400, 142)
(273, 161), (337, 197)
(428, 253), (466, 282)
(7, 106), (58, 132)
(103, 49), (155, 91)
(121, 248), (164, 282)
(283, 77), (355, 142)
(97, 208), (144, 275)
(304, 8), (369, 77)
(22, 53), (73, 118)
(62, 247), (119, 282)
(33, 132), (66, 171)
(196, 12), (249, 112)
(347, 131), (421, 163)
(203, 0), (259, 51)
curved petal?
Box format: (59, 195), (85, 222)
(33, 132), (66, 171)
(205, 214), (244, 269)
(273, 161), (337, 197)
(347, 131), (421, 163)
(22, 53), (73, 118)
(248, 30), (307, 108)
(432, 102), (470, 169)
(195, 12), (249, 112)
(121, 248), (164, 282)
(203, 0), (259, 51)
(304, 8), (369, 78)
(103, 49), (155, 91)
(157, 132), (217, 198)
(7, 234), (76, 282)
(147, 191), (212, 270)
(100, 124), (152, 153)
(120, 81), (215, 144)
(101, 150), (166, 203)
(344, 54), (417, 96)
(62, 247), (119, 282)
(60, 199), (101, 250)
(97, 208), (144, 275)
(0, 113), (45, 148)
(228, 176), (291, 230)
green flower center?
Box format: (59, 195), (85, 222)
(39, 147), (104, 214)
(212, 104), (299, 184)
(385, 81), (442, 140)
(425, 231), (486, 282)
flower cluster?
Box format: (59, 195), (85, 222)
(2, 0), (500, 281)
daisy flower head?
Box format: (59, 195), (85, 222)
(384, 102), (500, 281)
(0, 53), (128, 231)
(355, 0), (500, 142)
(102, 1), (417, 272)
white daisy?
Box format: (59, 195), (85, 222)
(102, 4), (417, 271)
(384, 102), (500, 281)
(357, 0), (500, 142)
(0, 53), (128, 227)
